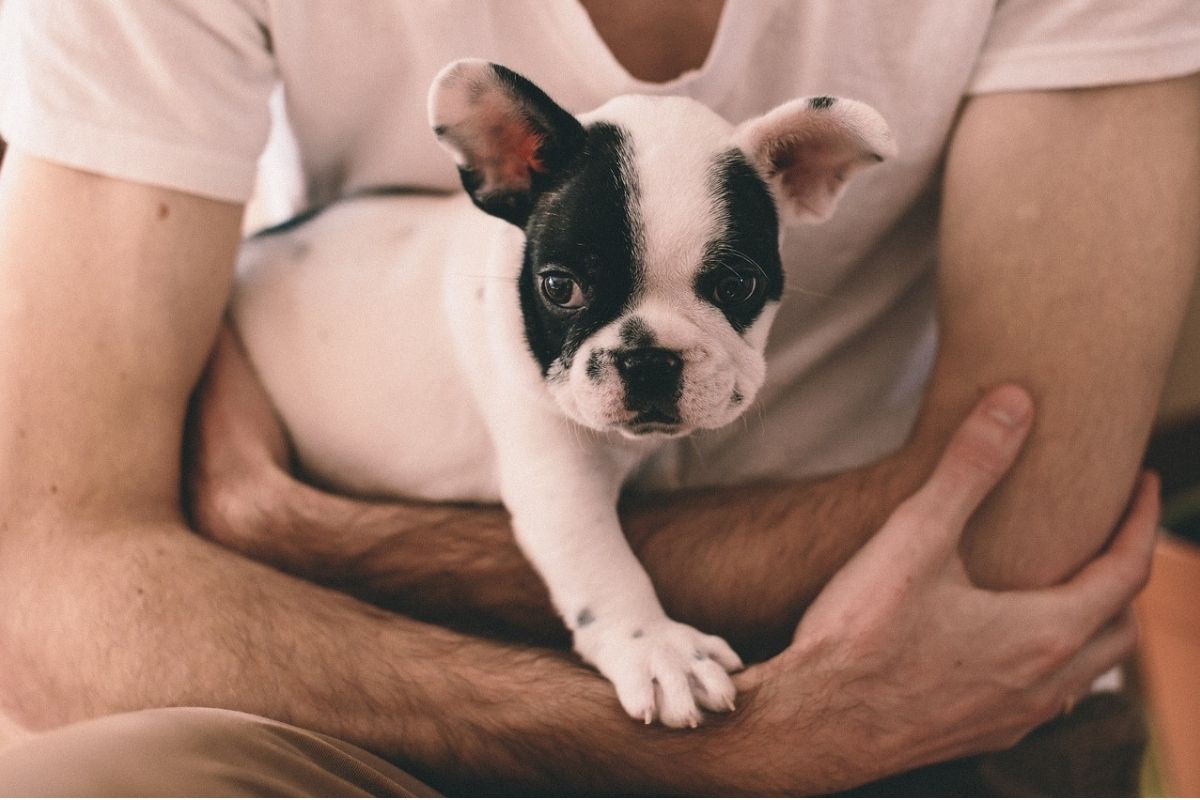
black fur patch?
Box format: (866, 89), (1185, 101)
(518, 123), (643, 375)
(585, 350), (605, 382)
(619, 317), (655, 349)
(809, 96), (835, 110)
(696, 150), (784, 332)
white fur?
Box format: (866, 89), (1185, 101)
(234, 64), (892, 727)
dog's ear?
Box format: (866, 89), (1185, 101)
(733, 96), (896, 225)
(429, 60), (586, 226)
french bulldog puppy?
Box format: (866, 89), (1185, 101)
(232, 60), (894, 727)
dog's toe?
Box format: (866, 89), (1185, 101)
(651, 659), (703, 728)
(690, 656), (738, 713)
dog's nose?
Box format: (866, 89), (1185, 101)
(615, 347), (683, 381)
(616, 347), (683, 419)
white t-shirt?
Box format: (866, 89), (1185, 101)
(2, 0), (1199, 490)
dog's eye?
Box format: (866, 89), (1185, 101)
(540, 272), (585, 309)
(711, 273), (758, 307)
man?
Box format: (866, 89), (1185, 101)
(0, 0), (1195, 794)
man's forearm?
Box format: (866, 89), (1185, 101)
(196, 449), (921, 657)
(0, 519), (797, 795)
(624, 457), (919, 654)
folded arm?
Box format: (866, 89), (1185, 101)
(921, 72), (1200, 588)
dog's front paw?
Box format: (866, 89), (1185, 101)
(576, 618), (743, 728)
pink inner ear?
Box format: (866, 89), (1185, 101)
(735, 97), (894, 224)
(762, 126), (880, 221)
(515, 129), (546, 174)
(767, 133), (863, 218)
(768, 132), (857, 180)
(473, 111), (548, 194)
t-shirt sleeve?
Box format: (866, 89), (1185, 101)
(0, 0), (277, 203)
(968, 0), (1200, 95)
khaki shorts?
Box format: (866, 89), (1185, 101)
(0, 707), (436, 797)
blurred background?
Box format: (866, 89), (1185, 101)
(1140, 290), (1200, 796)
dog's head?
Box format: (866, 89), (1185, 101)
(430, 60), (894, 439)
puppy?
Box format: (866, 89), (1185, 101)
(232, 60), (894, 727)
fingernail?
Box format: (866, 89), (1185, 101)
(985, 386), (1032, 429)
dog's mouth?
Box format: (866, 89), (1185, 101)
(620, 409), (690, 438)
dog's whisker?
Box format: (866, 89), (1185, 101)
(716, 244), (770, 283)
(448, 272), (510, 280)
(781, 284), (835, 300)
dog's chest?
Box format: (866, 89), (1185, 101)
(232, 193), (514, 502)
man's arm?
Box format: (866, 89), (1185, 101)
(917, 72), (1200, 588)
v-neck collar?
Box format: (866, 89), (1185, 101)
(545, 0), (749, 103)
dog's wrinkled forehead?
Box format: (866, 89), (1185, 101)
(517, 97), (783, 375)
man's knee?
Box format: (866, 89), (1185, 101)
(0, 707), (434, 796)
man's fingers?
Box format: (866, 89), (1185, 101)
(206, 324), (264, 404)
(1040, 609), (1138, 725)
(193, 322), (290, 469)
(900, 384), (1033, 547)
(1041, 471), (1159, 634)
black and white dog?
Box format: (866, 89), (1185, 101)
(233, 60), (894, 727)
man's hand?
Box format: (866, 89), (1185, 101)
(186, 325), (564, 638)
(186, 325), (292, 560)
(729, 387), (1156, 792)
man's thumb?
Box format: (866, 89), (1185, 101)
(905, 385), (1034, 546)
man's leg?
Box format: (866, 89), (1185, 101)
(0, 707), (437, 796)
